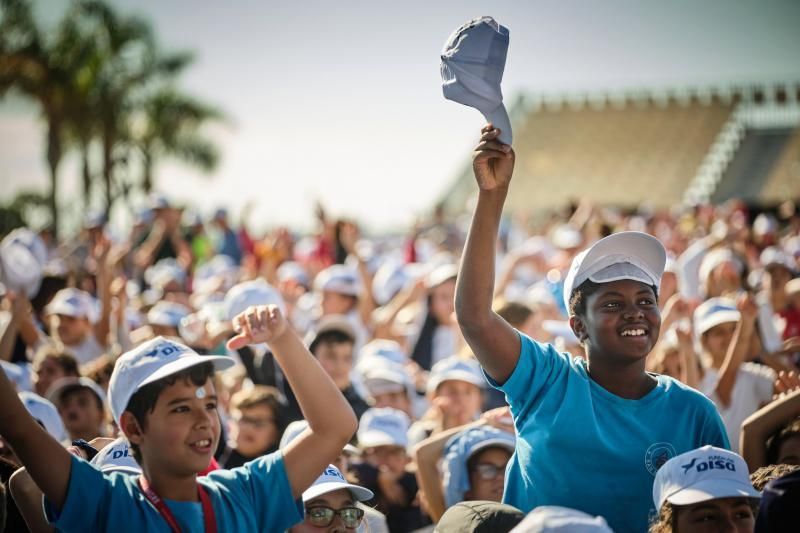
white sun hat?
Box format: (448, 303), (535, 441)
(562, 231), (666, 313)
(108, 336), (235, 425)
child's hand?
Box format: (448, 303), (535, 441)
(481, 406), (514, 433)
(472, 124), (515, 191)
(736, 292), (759, 323)
(226, 305), (288, 350)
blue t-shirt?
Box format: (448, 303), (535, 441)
(45, 451), (303, 532)
(487, 333), (729, 533)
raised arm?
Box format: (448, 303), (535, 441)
(227, 305), (357, 499)
(0, 352), (72, 510)
(715, 293), (759, 407)
(740, 388), (800, 472)
(455, 125), (519, 383)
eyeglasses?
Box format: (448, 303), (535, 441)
(471, 463), (505, 481)
(234, 415), (275, 429)
(306, 506), (364, 528)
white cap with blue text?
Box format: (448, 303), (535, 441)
(108, 336), (235, 424)
(562, 231), (666, 313)
(441, 16), (512, 145)
(90, 437), (141, 475)
(653, 445), (760, 512)
(302, 464), (373, 503)
(357, 407), (410, 449)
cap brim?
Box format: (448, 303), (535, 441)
(483, 103), (512, 145)
(697, 312), (741, 335)
(428, 370), (487, 394)
(101, 465), (141, 476)
(137, 354), (236, 391)
(666, 479), (760, 507)
(357, 430), (406, 449)
(468, 437), (516, 459)
(303, 481), (374, 503)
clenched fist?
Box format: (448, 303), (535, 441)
(473, 124), (515, 191)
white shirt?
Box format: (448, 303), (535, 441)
(700, 362), (775, 452)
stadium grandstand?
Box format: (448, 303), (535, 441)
(440, 81), (800, 216)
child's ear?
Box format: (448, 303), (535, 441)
(569, 316), (588, 345)
(120, 411), (144, 446)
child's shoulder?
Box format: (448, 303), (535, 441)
(656, 373), (719, 411)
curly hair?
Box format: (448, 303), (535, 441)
(649, 499), (760, 532)
(751, 463), (800, 491)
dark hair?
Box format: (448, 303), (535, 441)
(751, 463), (800, 491)
(766, 418), (800, 465)
(231, 385), (288, 438)
(310, 330), (355, 356)
(650, 499), (759, 532)
(494, 300), (533, 328)
(59, 384), (104, 413)
(568, 279), (659, 318)
(33, 346), (80, 377)
(125, 362), (215, 464)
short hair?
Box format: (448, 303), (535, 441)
(33, 345), (80, 377)
(125, 363), (215, 464)
(310, 330), (354, 356)
(766, 418), (800, 465)
(231, 385), (287, 434)
(751, 464), (800, 491)
(493, 299), (533, 328)
(568, 279), (658, 318)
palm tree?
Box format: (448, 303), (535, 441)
(133, 88), (222, 193)
(79, 0), (195, 216)
(0, 0), (92, 236)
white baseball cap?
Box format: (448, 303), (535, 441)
(302, 464), (373, 503)
(19, 391), (68, 443)
(653, 445), (759, 512)
(562, 231), (666, 313)
(427, 356), (487, 395)
(698, 248), (743, 284)
(147, 301), (192, 328)
(360, 360), (413, 397)
(279, 419), (360, 456)
(441, 16), (512, 145)
(511, 506), (613, 533)
(357, 407), (410, 449)
(425, 263), (459, 290)
(108, 336), (235, 424)
(90, 437), (141, 475)
(223, 278), (286, 321)
(144, 259), (187, 292)
(44, 288), (98, 322)
(359, 339), (408, 366)
(0, 228), (47, 298)
(314, 265), (361, 297)
(693, 297), (740, 336)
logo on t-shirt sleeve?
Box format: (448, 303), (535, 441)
(645, 442), (677, 476)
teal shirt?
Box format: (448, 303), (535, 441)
(487, 333), (729, 533)
(46, 452), (303, 532)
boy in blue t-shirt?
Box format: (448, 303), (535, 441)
(0, 304), (358, 531)
(455, 125), (729, 533)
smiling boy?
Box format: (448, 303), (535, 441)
(0, 304), (357, 531)
(455, 125), (729, 533)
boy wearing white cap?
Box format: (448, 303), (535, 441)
(290, 464), (374, 533)
(0, 304), (358, 531)
(455, 125), (728, 533)
(650, 446), (760, 532)
(43, 288), (107, 365)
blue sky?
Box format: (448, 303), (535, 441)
(1, 0), (798, 234)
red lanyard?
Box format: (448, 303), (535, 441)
(139, 476), (217, 533)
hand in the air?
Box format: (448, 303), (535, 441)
(226, 305), (288, 350)
(472, 124), (515, 191)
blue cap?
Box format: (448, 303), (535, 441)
(441, 16), (512, 145)
(442, 426), (515, 507)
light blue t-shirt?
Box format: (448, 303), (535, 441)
(45, 451), (303, 532)
(487, 333), (729, 533)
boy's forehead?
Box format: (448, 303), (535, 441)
(590, 279), (656, 297)
(157, 376), (216, 402)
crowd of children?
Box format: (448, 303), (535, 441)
(1, 124), (799, 532)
